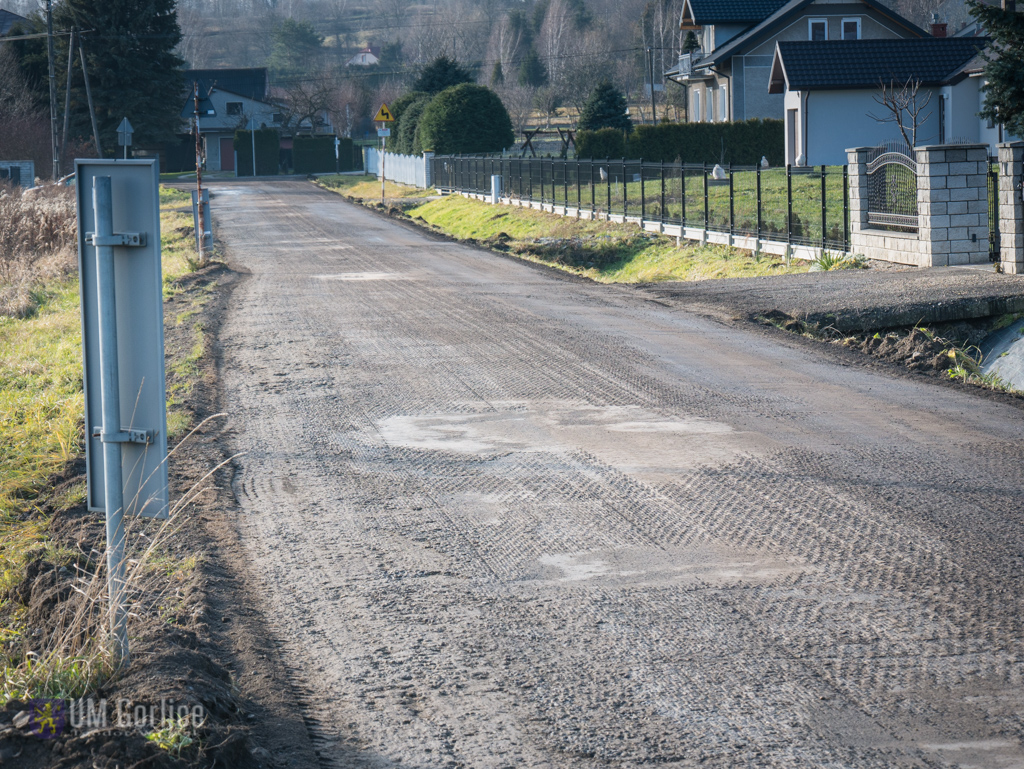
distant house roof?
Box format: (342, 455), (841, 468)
(768, 37), (988, 93)
(346, 46), (381, 66)
(0, 8), (28, 36)
(184, 68), (268, 102)
(695, 0), (927, 69)
(682, 0), (789, 25)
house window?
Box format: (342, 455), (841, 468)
(719, 84), (728, 121)
(809, 18), (827, 41)
(693, 89), (701, 122)
(226, 102), (243, 115)
(842, 18), (861, 40)
(706, 86), (714, 122)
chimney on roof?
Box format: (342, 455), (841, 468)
(930, 13), (947, 37)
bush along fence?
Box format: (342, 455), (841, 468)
(365, 147), (434, 189)
(430, 154), (850, 259)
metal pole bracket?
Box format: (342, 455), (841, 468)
(86, 232), (147, 247)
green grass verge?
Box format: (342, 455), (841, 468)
(407, 195), (808, 283)
(316, 173), (437, 200)
(0, 185), (202, 683)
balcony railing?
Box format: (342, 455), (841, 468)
(676, 52), (705, 78)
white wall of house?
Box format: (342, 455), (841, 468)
(690, 3), (915, 124)
(192, 88), (284, 172)
(786, 87), (945, 166)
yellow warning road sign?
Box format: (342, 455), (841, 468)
(373, 103), (394, 122)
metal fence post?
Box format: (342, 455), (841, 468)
(660, 159), (666, 224)
(702, 162), (709, 234)
(540, 158), (545, 204)
(787, 164), (793, 249)
(756, 164), (763, 244)
(563, 158), (568, 209)
(576, 159), (581, 214)
(606, 157), (611, 219)
(640, 159), (646, 222)
(728, 162), (735, 241)
(590, 160), (595, 216)
(843, 164), (850, 251)
(92, 176), (130, 669)
(621, 157), (627, 217)
(820, 165), (827, 251)
(681, 163), (687, 226)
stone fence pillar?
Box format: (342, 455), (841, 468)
(916, 143), (990, 267)
(846, 147), (870, 232)
(846, 144), (990, 267)
(997, 141), (1024, 275)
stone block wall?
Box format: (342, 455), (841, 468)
(847, 144), (989, 267)
(917, 144), (989, 267)
(997, 141), (1024, 275)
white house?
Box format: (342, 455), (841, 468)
(181, 85), (286, 172)
(346, 46), (380, 67)
(768, 37), (987, 165)
(665, 0), (927, 124)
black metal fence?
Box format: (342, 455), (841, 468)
(431, 155), (851, 252)
(988, 158), (1000, 263)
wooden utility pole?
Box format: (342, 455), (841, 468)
(78, 32), (102, 157)
(194, 83), (207, 267)
(60, 29), (75, 163)
(648, 48), (657, 124)
(46, 0), (59, 177)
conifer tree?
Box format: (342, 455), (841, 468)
(968, 2), (1024, 136)
(54, 0), (185, 147)
(578, 81), (632, 133)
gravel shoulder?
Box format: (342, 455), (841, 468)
(639, 266), (1024, 331)
(208, 179), (1024, 769)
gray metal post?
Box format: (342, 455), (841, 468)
(92, 176), (129, 668)
(251, 119), (257, 177)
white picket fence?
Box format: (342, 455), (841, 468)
(364, 148), (432, 189)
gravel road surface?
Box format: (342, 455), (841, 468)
(212, 180), (1024, 768)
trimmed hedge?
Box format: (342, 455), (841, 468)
(576, 119), (784, 166)
(234, 128), (280, 176)
(575, 127), (626, 160)
(394, 94), (432, 155)
(418, 84), (514, 154)
(293, 135), (336, 174)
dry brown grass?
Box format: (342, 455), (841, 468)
(0, 182), (78, 317)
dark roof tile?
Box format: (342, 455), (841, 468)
(184, 68), (268, 102)
(0, 8), (29, 36)
(687, 0), (789, 23)
(776, 38), (986, 90)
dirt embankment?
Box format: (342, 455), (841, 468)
(757, 308), (1024, 397)
(1, 263), (313, 768)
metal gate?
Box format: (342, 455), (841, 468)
(866, 142), (918, 232)
(989, 157), (1000, 262)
